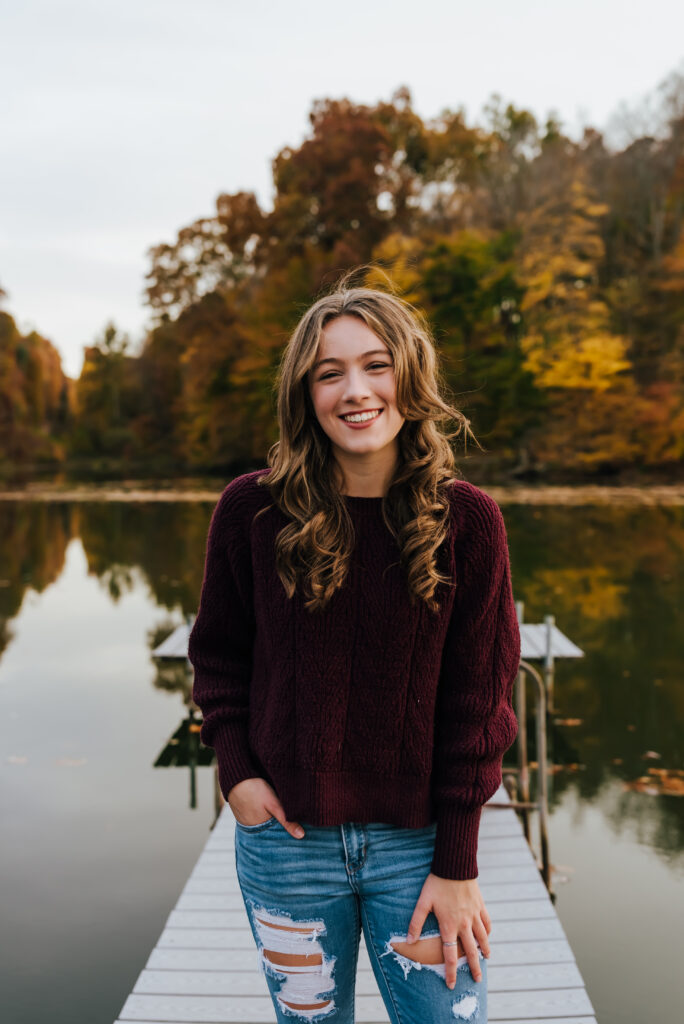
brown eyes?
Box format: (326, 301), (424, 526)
(318, 362), (391, 381)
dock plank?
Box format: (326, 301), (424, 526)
(145, 936), (578, 974)
(132, 959), (586, 996)
(118, 986), (596, 1022)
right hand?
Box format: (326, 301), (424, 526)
(228, 777), (306, 839)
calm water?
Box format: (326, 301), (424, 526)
(0, 496), (682, 1024)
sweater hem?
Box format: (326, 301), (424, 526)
(268, 766), (436, 828)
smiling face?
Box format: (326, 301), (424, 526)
(307, 314), (405, 491)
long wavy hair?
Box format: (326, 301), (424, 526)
(254, 268), (482, 613)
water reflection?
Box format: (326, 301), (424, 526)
(506, 502), (684, 870)
(0, 499), (682, 856)
(149, 640), (216, 811)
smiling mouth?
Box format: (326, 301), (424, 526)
(339, 408), (383, 423)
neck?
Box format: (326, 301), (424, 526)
(332, 446), (398, 498)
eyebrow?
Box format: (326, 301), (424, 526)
(312, 349), (390, 371)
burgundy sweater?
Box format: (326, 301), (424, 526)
(188, 469), (520, 880)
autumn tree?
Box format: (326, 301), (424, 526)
(72, 322), (141, 457)
(370, 226), (537, 456)
(145, 191), (267, 322)
(174, 292), (275, 467)
(0, 311), (71, 468)
(514, 149), (639, 471)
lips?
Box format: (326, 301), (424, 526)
(338, 408), (383, 419)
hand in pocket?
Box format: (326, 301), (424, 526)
(228, 777), (306, 839)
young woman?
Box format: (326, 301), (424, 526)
(188, 275), (521, 1024)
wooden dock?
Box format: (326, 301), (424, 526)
(114, 783), (597, 1023)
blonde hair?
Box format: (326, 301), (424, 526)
(255, 267), (481, 613)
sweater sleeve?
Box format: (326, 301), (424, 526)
(187, 480), (262, 800)
(430, 490), (521, 881)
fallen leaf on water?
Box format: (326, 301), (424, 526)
(55, 757), (87, 767)
(623, 771), (684, 796)
(623, 779), (660, 795)
(554, 718), (583, 726)
(661, 778), (684, 795)
(641, 750), (662, 760)
(611, 758), (624, 765)
(7, 755), (28, 764)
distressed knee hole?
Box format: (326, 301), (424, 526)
(381, 934), (482, 1018)
(380, 931), (471, 981)
(451, 991), (480, 1019)
(246, 902), (337, 1020)
(390, 934), (462, 964)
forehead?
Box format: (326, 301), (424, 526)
(315, 315), (389, 363)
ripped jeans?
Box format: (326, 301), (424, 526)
(235, 817), (487, 1024)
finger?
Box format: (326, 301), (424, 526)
(283, 818), (306, 838)
(270, 808), (305, 838)
(462, 932), (483, 983)
(481, 904), (492, 936)
(442, 940), (462, 990)
(406, 899), (431, 943)
(473, 916), (491, 958)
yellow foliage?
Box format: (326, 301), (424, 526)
(524, 566), (628, 622)
(519, 270), (553, 310)
(521, 331), (631, 391)
(516, 167), (632, 394)
(367, 233), (424, 304)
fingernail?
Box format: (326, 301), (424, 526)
(294, 827), (305, 838)
(448, 981), (455, 990)
(406, 933), (415, 943)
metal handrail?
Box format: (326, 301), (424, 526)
(485, 658), (552, 894)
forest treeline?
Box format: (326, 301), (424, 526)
(2, 79), (684, 480)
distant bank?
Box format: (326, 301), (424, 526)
(1, 483), (684, 505)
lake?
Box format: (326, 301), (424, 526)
(0, 493), (682, 1024)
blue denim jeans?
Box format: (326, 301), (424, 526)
(234, 816), (487, 1023)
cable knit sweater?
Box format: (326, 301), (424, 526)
(188, 468), (520, 880)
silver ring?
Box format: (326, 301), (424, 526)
(442, 940), (459, 946)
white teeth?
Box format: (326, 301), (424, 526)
(342, 409), (381, 423)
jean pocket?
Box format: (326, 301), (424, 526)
(234, 815), (279, 833)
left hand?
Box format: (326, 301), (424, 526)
(406, 873), (491, 987)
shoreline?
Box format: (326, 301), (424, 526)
(1, 483), (684, 505)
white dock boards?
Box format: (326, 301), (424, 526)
(115, 786), (597, 1022)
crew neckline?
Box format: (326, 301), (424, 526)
(342, 493), (384, 502)
(342, 493), (385, 515)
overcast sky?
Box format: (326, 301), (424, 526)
(2, 0), (683, 378)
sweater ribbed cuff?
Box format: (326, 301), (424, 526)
(430, 803), (483, 880)
(204, 720), (262, 801)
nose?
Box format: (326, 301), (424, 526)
(341, 367), (371, 403)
